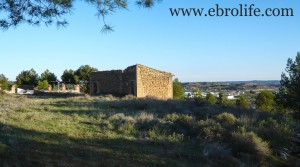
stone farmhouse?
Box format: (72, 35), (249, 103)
(89, 64), (173, 99)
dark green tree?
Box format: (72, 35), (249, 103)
(173, 78), (185, 100)
(0, 0), (160, 32)
(236, 95), (249, 109)
(73, 75), (80, 85)
(0, 74), (9, 90)
(75, 65), (98, 93)
(16, 68), (38, 86)
(255, 90), (274, 112)
(276, 52), (300, 116)
(217, 91), (226, 105)
(61, 69), (75, 84)
(75, 65), (98, 82)
(206, 92), (216, 105)
(40, 69), (57, 83)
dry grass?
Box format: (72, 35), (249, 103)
(0, 93), (298, 166)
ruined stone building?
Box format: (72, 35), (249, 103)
(89, 64), (173, 99)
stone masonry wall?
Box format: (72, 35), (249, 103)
(136, 65), (173, 99)
(122, 65), (137, 96)
(90, 70), (123, 95)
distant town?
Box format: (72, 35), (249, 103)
(182, 80), (280, 99)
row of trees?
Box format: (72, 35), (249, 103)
(61, 65), (98, 93)
(15, 69), (57, 86)
(0, 65), (98, 93)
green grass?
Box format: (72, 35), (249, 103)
(0, 93), (298, 166)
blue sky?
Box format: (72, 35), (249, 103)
(0, 0), (299, 82)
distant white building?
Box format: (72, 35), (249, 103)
(184, 92), (194, 98)
(226, 95), (236, 100)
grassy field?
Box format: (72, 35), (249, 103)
(0, 92), (298, 167)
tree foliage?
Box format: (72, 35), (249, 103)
(205, 92), (216, 105)
(216, 91), (226, 105)
(37, 80), (49, 90)
(0, 0), (160, 32)
(193, 88), (202, 99)
(75, 65), (98, 82)
(61, 65), (97, 93)
(255, 90), (274, 112)
(75, 65), (98, 93)
(0, 73), (9, 90)
(61, 69), (75, 84)
(236, 95), (248, 109)
(276, 52), (300, 115)
(173, 78), (184, 100)
(16, 68), (38, 86)
(40, 69), (57, 83)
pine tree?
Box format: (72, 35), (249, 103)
(276, 52), (300, 117)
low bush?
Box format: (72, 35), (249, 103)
(230, 131), (271, 164)
(135, 112), (155, 123)
(257, 118), (294, 150)
(197, 119), (224, 141)
(216, 112), (238, 125)
(163, 113), (180, 122)
(108, 113), (136, 134)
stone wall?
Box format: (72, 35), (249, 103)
(90, 64), (173, 99)
(90, 70), (124, 95)
(122, 65), (137, 96)
(136, 65), (173, 99)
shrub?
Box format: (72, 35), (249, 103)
(118, 121), (136, 135)
(231, 131), (271, 164)
(236, 95), (249, 109)
(167, 132), (184, 143)
(148, 128), (166, 141)
(163, 113), (180, 122)
(108, 113), (136, 134)
(203, 142), (242, 167)
(257, 118), (293, 149)
(135, 112), (155, 123)
(171, 114), (195, 136)
(36, 80), (49, 90)
(134, 112), (162, 132)
(197, 119), (224, 141)
(239, 113), (258, 128)
(216, 112), (238, 125)
(255, 90), (275, 112)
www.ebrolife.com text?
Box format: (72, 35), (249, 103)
(170, 4), (294, 17)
